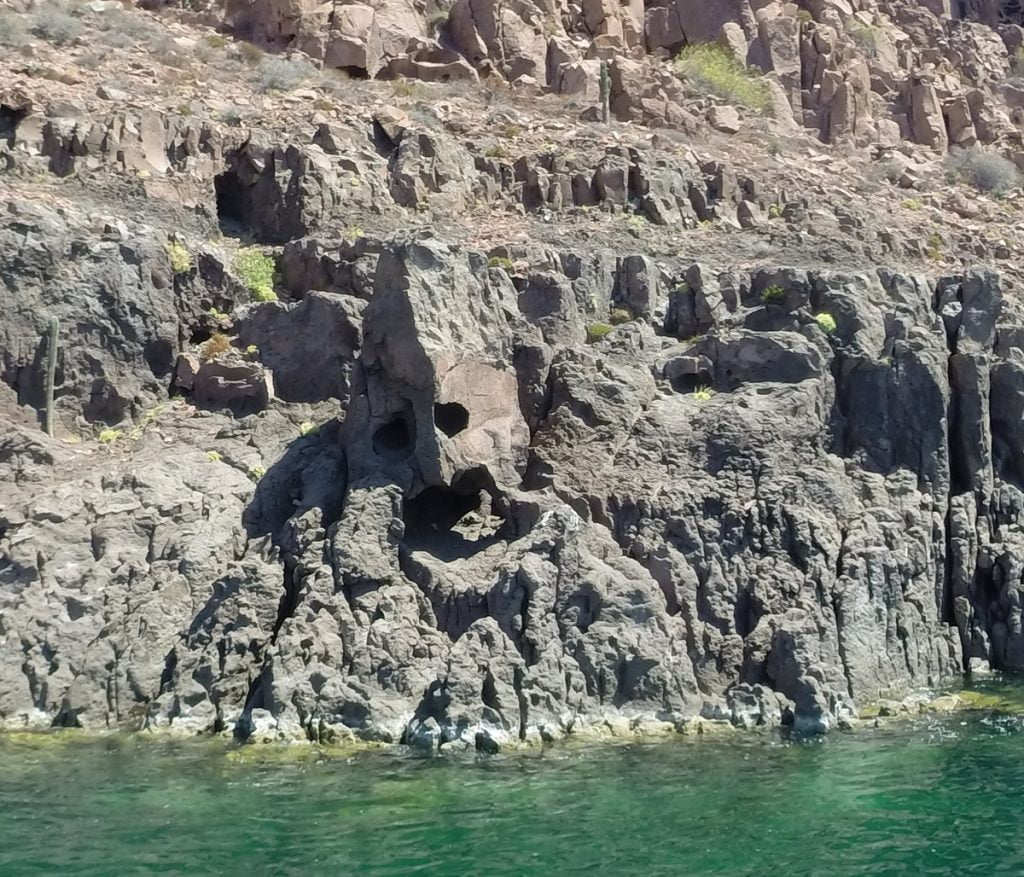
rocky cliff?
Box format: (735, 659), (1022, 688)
(3, 0), (1024, 750)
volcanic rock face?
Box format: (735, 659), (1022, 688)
(4, 193), (1021, 745)
(5, 0), (1024, 751)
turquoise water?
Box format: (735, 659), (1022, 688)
(4, 694), (1024, 875)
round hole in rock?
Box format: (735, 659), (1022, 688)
(434, 401), (469, 437)
(373, 414), (413, 459)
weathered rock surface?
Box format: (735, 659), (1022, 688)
(6, 0), (1024, 753)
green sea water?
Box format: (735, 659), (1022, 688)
(5, 685), (1024, 876)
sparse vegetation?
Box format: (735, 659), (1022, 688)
(608, 307), (633, 325)
(98, 428), (123, 444)
(239, 42), (264, 66)
(206, 450), (223, 463)
(848, 22), (881, 58)
(945, 146), (1020, 196)
(901, 198), (921, 211)
(31, 4), (83, 45)
(245, 344), (259, 356)
(0, 12), (28, 46)
(248, 464), (267, 482)
(299, 421), (316, 436)
(166, 241), (191, 273)
(488, 255), (514, 271)
(151, 34), (189, 68)
(586, 323), (614, 343)
(205, 34), (229, 49)
(257, 56), (316, 92)
(233, 248), (277, 301)
(926, 232), (943, 261)
(815, 313), (838, 334)
(693, 386), (715, 402)
(761, 284), (786, 304)
(345, 224), (365, 240)
(768, 203), (782, 219)
(200, 332), (233, 362)
(484, 145), (507, 159)
(675, 43), (771, 113)
(425, 8), (448, 35)
(1011, 46), (1024, 78)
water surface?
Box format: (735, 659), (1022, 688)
(4, 683), (1024, 875)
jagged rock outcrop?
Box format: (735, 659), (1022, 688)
(6, 0), (1024, 753)
(8, 206), (1024, 747)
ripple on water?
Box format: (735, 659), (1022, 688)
(4, 698), (1024, 875)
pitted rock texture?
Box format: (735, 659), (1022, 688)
(5, 0), (1024, 751)
(6, 211), (1024, 748)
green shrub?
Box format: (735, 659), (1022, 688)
(488, 255), (514, 271)
(815, 312), (837, 334)
(761, 284), (786, 304)
(586, 323), (614, 343)
(767, 203), (782, 219)
(675, 43), (770, 113)
(945, 146), (1020, 196)
(166, 241), (191, 273)
(206, 450), (223, 462)
(926, 232), (943, 261)
(608, 307), (632, 325)
(901, 198), (921, 211)
(299, 421), (316, 436)
(484, 145), (507, 159)
(693, 385), (715, 402)
(98, 428), (123, 444)
(234, 248), (277, 301)
(248, 464), (267, 481)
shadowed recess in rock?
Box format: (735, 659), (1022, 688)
(372, 412), (414, 460)
(402, 469), (504, 561)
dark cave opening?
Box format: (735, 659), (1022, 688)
(214, 170), (247, 236)
(0, 104), (27, 147)
(372, 413), (414, 460)
(402, 469), (504, 561)
(669, 371), (713, 394)
(434, 401), (469, 437)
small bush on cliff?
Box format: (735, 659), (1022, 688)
(693, 385), (715, 402)
(32, 4), (83, 45)
(761, 284), (786, 304)
(0, 11), (27, 46)
(608, 307), (633, 325)
(945, 147), (1019, 196)
(257, 57), (315, 92)
(200, 332), (233, 362)
(586, 323), (614, 343)
(166, 241), (191, 273)
(675, 43), (770, 113)
(848, 22), (881, 59)
(815, 313), (837, 334)
(233, 248), (277, 301)
(488, 255), (514, 271)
